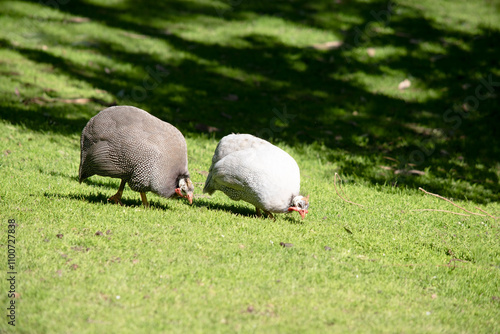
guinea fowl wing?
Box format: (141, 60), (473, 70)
(210, 134), (268, 165)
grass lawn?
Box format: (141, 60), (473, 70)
(1, 0), (499, 332)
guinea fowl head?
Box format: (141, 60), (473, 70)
(288, 195), (309, 219)
(175, 177), (194, 204)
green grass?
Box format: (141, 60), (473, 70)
(1, 0), (499, 333)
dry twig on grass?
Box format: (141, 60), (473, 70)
(333, 173), (365, 208)
(417, 187), (498, 218)
(410, 209), (470, 217)
(332, 177), (498, 219)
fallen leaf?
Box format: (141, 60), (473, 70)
(65, 17), (90, 23)
(383, 156), (398, 162)
(4, 150), (11, 156)
(223, 94), (238, 101)
(367, 48), (376, 57)
(395, 32), (411, 38)
(398, 79), (411, 90)
(70, 264), (79, 270)
(58, 98), (93, 104)
(132, 259), (139, 264)
(311, 41), (343, 50)
(431, 294), (437, 299)
(99, 293), (109, 301)
(95, 231), (103, 236)
(220, 111), (232, 119)
(344, 226), (353, 234)
(23, 96), (115, 106)
(379, 165), (393, 171)
(71, 246), (90, 252)
(15, 87), (20, 96)
(394, 169), (425, 176)
(23, 97), (49, 105)
(56, 233), (63, 239)
(195, 123), (220, 133)
(280, 242), (293, 248)
(324, 246), (332, 251)
(106, 230), (112, 235)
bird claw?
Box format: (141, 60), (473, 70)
(265, 211), (275, 220)
(107, 194), (123, 206)
(256, 208), (274, 219)
(256, 207), (262, 217)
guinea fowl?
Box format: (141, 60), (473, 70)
(203, 134), (309, 219)
(79, 106), (194, 207)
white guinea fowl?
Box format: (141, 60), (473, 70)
(203, 134), (309, 219)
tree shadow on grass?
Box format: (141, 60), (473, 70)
(3, 0), (499, 203)
(44, 190), (180, 210)
(192, 198), (305, 222)
(191, 198), (259, 218)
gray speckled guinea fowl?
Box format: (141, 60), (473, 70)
(203, 134), (309, 219)
(79, 105), (194, 207)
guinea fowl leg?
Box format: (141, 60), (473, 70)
(256, 207), (262, 217)
(108, 180), (126, 205)
(264, 210), (274, 220)
(140, 192), (149, 208)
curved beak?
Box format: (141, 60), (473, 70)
(187, 193), (193, 205)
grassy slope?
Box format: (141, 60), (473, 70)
(0, 0), (499, 333)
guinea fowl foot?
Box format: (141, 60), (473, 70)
(256, 207), (274, 219)
(256, 207), (262, 218)
(264, 210), (275, 220)
(107, 193), (123, 206)
(107, 179), (125, 206)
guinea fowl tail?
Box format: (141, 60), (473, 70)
(78, 158), (90, 183)
(202, 173), (215, 195)
(78, 163), (85, 183)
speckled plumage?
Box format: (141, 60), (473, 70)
(79, 106), (192, 204)
(203, 134), (305, 215)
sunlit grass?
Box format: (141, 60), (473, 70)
(0, 0), (499, 332)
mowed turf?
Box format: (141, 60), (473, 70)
(0, 0), (499, 333)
